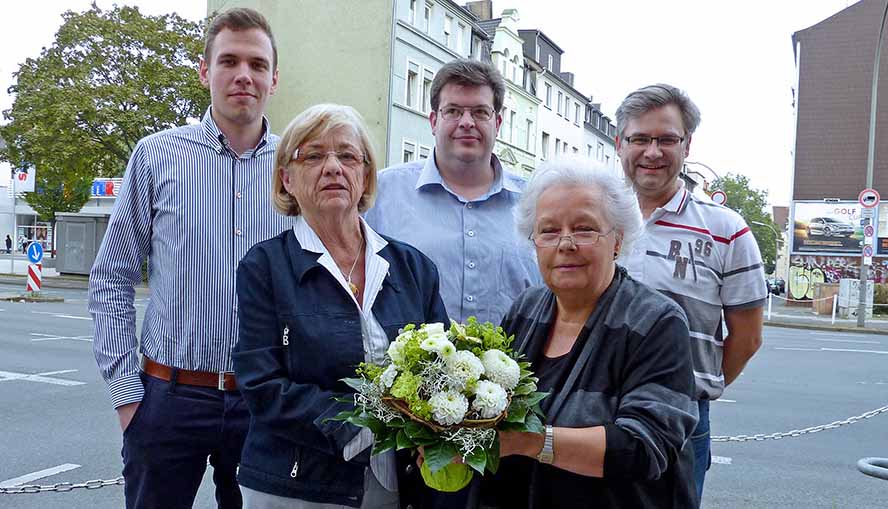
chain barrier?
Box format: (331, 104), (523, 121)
(0, 476), (123, 495)
(713, 404), (888, 442)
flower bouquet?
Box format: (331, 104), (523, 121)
(332, 318), (548, 492)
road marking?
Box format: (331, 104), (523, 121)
(30, 333), (93, 342)
(822, 347), (888, 355)
(30, 311), (92, 320)
(774, 347), (820, 352)
(0, 464), (81, 488)
(714, 399), (736, 403)
(712, 456), (732, 465)
(812, 338), (880, 345)
(0, 369), (85, 386)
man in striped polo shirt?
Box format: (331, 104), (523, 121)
(616, 84), (766, 505)
(89, 8), (293, 508)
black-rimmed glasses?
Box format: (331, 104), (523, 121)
(622, 135), (685, 148)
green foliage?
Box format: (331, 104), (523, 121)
(712, 174), (781, 274)
(0, 4), (208, 223)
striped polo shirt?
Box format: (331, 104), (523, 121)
(621, 182), (766, 400)
(89, 109), (295, 409)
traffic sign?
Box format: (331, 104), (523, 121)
(859, 188), (880, 208)
(26, 242), (44, 264)
(710, 190), (727, 206)
(865, 225), (875, 237)
(862, 207), (875, 219)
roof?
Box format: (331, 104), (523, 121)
(477, 18), (501, 38)
(517, 29), (565, 55)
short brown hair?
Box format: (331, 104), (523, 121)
(204, 8), (277, 69)
(430, 58), (505, 113)
(273, 104), (378, 216)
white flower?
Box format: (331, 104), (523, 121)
(422, 322), (447, 337)
(481, 350), (520, 390)
(472, 380), (509, 418)
(429, 390), (469, 426)
(378, 364), (398, 389)
(387, 340), (406, 365)
(420, 336), (456, 358)
(444, 350), (485, 389)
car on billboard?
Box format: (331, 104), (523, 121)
(805, 217), (855, 238)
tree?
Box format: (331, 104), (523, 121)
(0, 3), (209, 250)
(711, 174), (781, 274)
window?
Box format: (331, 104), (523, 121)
(605, 155), (610, 165)
(409, 0), (416, 24)
(535, 43), (540, 60)
(403, 140), (416, 163)
(422, 69), (434, 113)
(406, 61), (419, 108)
(563, 141), (568, 154)
(572, 146), (578, 154)
(457, 23), (465, 53)
(564, 99), (570, 119)
(555, 138), (561, 155)
(556, 91), (563, 116)
(544, 83), (552, 108)
(444, 14), (453, 47)
(499, 108), (508, 140)
(501, 48), (510, 77)
(424, 2), (432, 33)
(419, 145), (431, 160)
(509, 111), (516, 143)
(547, 54), (553, 70)
(526, 119), (534, 151)
(541, 132), (549, 160)
(512, 56), (519, 83)
(574, 104), (581, 125)
(586, 144), (593, 157)
(597, 142), (604, 161)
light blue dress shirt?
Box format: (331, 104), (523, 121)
(365, 150), (541, 325)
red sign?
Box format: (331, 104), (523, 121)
(858, 188), (880, 208)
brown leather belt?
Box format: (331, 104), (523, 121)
(141, 357), (238, 391)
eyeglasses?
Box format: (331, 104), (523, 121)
(292, 148), (366, 169)
(531, 228), (615, 248)
(622, 135), (685, 148)
(438, 106), (496, 122)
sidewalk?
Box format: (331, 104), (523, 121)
(764, 294), (888, 334)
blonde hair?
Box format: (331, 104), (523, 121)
(272, 104), (378, 216)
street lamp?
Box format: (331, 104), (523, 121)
(684, 161), (721, 192)
(751, 220), (781, 276)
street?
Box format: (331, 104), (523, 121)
(0, 283), (886, 508)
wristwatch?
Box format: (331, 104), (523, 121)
(536, 425), (555, 464)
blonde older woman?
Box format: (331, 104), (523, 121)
(233, 104), (448, 509)
(481, 156), (699, 508)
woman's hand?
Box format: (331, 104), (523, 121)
(498, 430), (545, 458)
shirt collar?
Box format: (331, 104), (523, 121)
(201, 107), (271, 157)
(659, 180), (689, 214)
(293, 216), (388, 256)
(416, 149), (519, 199)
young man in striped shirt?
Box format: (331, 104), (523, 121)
(615, 84), (766, 506)
(89, 8), (293, 508)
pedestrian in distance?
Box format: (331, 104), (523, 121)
(4, 234), (11, 254)
(89, 8), (293, 508)
(615, 84), (766, 506)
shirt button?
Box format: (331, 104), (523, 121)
(236, 191), (242, 199)
(405, 464), (415, 475)
(234, 228), (242, 236)
(467, 203), (474, 209)
(468, 261), (476, 269)
(466, 295), (474, 302)
(467, 230), (475, 237)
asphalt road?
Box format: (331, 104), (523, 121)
(0, 284), (885, 508)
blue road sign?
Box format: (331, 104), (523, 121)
(27, 242), (44, 264)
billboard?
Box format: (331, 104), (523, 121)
(791, 201), (865, 254)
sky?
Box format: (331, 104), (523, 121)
(0, 0), (861, 208)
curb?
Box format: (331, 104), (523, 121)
(0, 293), (65, 303)
(764, 320), (888, 335)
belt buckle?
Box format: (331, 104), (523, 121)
(218, 371), (234, 391)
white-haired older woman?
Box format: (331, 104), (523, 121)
(233, 104), (448, 508)
(481, 156), (699, 508)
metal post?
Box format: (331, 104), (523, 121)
(858, 0), (888, 327)
(9, 173), (16, 273)
(832, 294), (838, 325)
(767, 292), (772, 320)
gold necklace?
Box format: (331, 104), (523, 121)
(344, 235), (363, 298)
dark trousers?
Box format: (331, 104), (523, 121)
(122, 373), (250, 509)
(690, 400), (711, 507)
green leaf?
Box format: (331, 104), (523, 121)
(486, 435), (501, 474)
(329, 410), (356, 422)
(520, 391), (549, 407)
(464, 447), (487, 475)
(524, 413), (544, 434)
(505, 403), (529, 423)
(396, 429), (414, 450)
(372, 432), (397, 455)
(512, 382), (536, 396)
(424, 442), (460, 473)
(341, 377), (366, 392)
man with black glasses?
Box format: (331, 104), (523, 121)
(366, 58), (539, 327)
(616, 83), (766, 506)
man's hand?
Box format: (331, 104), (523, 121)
(116, 402), (140, 432)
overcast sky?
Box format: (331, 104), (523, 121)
(1, 0), (860, 208)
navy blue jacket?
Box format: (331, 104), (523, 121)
(233, 229), (448, 506)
